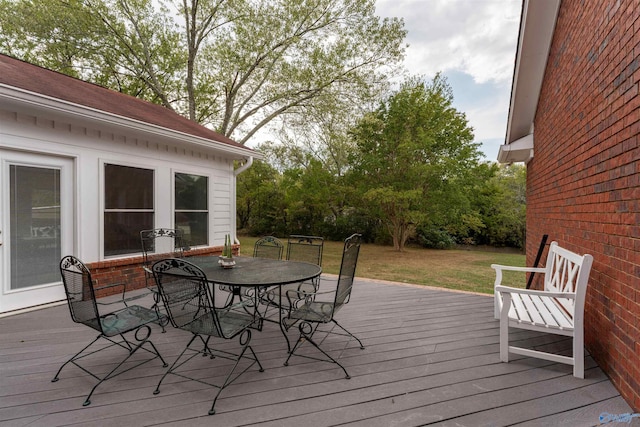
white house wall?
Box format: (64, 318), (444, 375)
(0, 107), (236, 264)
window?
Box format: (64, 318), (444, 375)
(104, 164), (154, 256)
(175, 173), (208, 247)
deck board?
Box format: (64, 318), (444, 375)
(0, 277), (635, 426)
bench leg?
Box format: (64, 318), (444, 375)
(500, 322), (509, 363)
(499, 295), (510, 363)
(573, 329), (584, 378)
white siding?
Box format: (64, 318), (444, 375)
(0, 108), (237, 264)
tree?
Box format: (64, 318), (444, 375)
(349, 75), (481, 251)
(0, 0), (185, 108)
(0, 0), (406, 146)
(473, 163), (526, 248)
(235, 159), (284, 234)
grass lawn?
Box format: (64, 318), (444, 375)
(238, 236), (526, 295)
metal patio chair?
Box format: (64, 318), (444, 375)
(286, 234), (324, 266)
(53, 255), (167, 407)
(221, 235), (285, 303)
(261, 235), (324, 311)
(283, 233), (365, 378)
(253, 235), (284, 260)
(152, 258), (264, 415)
(140, 228), (186, 330)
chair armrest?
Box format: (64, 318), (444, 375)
(284, 287), (334, 310)
(94, 283), (128, 306)
(285, 287), (333, 300)
(495, 285), (576, 300)
(95, 282), (148, 306)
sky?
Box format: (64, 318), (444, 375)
(375, 0), (522, 161)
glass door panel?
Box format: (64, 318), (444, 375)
(10, 165), (61, 289)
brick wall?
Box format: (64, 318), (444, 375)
(528, 0), (639, 409)
(87, 245), (235, 298)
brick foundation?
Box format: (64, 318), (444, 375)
(86, 245), (237, 298)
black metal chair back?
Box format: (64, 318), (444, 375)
(286, 235), (324, 265)
(140, 228), (186, 330)
(259, 235), (324, 316)
(59, 255), (104, 333)
(151, 258), (264, 415)
(140, 228), (185, 268)
(253, 236), (284, 260)
(152, 258), (223, 335)
(334, 233), (361, 309)
(54, 256), (167, 407)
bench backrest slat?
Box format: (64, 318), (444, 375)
(543, 241), (593, 318)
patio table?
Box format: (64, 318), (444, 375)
(185, 255), (322, 351)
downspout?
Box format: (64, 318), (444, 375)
(234, 156), (254, 176)
(232, 156), (254, 246)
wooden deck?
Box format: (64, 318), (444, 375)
(0, 278), (635, 427)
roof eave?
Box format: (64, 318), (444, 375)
(500, 0), (560, 162)
(0, 84), (263, 161)
(497, 133), (534, 164)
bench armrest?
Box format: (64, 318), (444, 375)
(495, 285), (576, 300)
(492, 265), (547, 290)
(491, 264), (546, 273)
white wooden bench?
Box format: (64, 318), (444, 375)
(492, 241), (593, 378)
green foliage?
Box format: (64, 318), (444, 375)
(348, 75), (482, 251)
(1, 0), (406, 145)
(472, 163), (527, 248)
(416, 226), (456, 249)
(0, 0), (184, 108)
(236, 78), (525, 251)
(236, 159), (286, 235)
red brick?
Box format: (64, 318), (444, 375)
(529, 0), (640, 411)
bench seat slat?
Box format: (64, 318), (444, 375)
(518, 294), (546, 325)
(509, 293), (531, 323)
(534, 295), (573, 330)
(530, 295), (563, 327)
(549, 297), (574, 329)
(509, 294), (574, 331)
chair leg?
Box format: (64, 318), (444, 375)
(499, 295), (511, 363)
(154, 334), (200, 395)
(51, 334), (102, 383)
(284, 321), (351, 379)
(150, 290), (168, 333)
(332, 319), (365, 350)
(208, 331), (263, 415)
(573, 330), (584, 378)
(54, 326), (166, 406)
(155, 332), (263, 416)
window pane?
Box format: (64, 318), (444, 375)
(175, 173), (207, 210)
(105, 164), (153, 209)
(175, 212), (208, 246)
(104, 212), (153, 256)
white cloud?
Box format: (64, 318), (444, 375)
(377, 0), (521, 84)
(376, 0), (521, 158)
